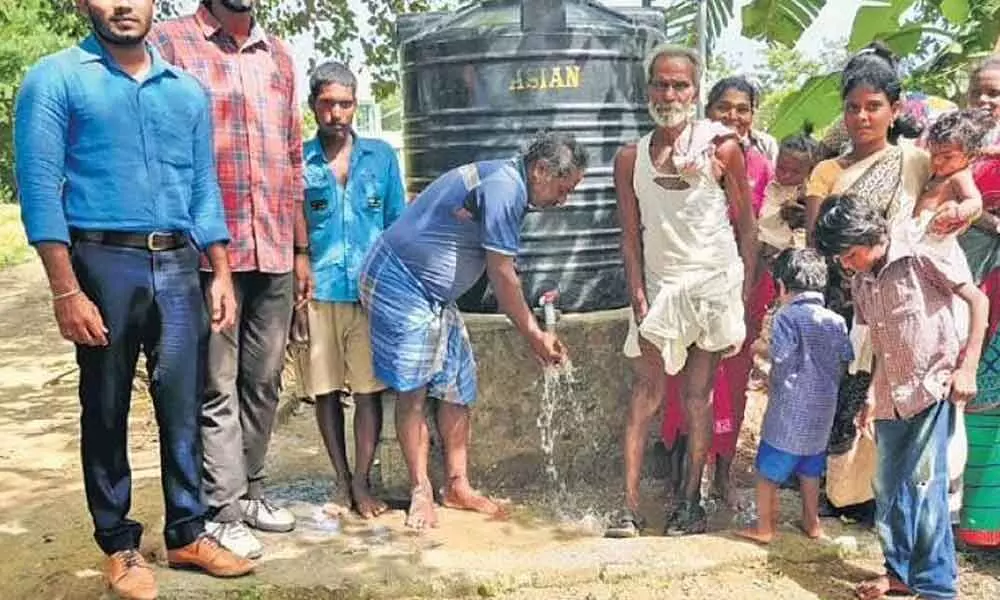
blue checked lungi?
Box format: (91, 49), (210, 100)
(358, 238), (478, 405)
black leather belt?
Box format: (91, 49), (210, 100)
(70, 229), (189, 252)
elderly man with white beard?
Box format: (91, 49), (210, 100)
(604, 44), (759, 538)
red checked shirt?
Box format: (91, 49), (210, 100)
(150, 5), (304, 273)
(851, 252), (967, 421)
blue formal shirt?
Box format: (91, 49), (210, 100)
(380, 158), (528, 304)
(14, 35), (229, 248)
(762, 291), (855, 456)
(304, 134), (405, 303)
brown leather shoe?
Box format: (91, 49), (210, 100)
(167, 534), (255, 578)
(104, 549), (157, 600)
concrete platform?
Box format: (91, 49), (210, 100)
(370, 308), (635, 497)
(143, 408), (880, 600)
(151, 516), (833, 599)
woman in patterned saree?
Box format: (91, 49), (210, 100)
(803, 43), (932, 523)
(958, 55), (1000, 548)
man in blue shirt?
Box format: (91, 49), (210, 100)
(14, 1), (252, 596)
(359, 131), (587, 529)
(299, 62), (405, 519)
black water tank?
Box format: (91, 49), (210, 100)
(397, 0), (665, 313)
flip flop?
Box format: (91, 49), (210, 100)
(604, 508), (645, 538)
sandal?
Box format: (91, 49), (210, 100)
(604, 508), (645, 538)
(664, 501), (707, 536)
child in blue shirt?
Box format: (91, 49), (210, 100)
(737, 248), (853, 544)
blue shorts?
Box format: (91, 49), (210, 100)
(755, 440), (825, 484)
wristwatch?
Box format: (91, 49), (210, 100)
(294, 245), (310, 256)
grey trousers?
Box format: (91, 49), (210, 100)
(201, 271), (294, 522)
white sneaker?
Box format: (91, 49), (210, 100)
(240, 497), (296, 533)
(204, 520), (263, 559)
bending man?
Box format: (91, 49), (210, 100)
(359, 131), (587, 529)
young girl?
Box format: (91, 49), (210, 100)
(901, 108), (988, 266)
(750, 127), (833, 394)
(756, 127), (822, 254)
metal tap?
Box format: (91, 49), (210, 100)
(537, 288), (560, 331)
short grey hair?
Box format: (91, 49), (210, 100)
(522, 131), (589, 177)
(644, 43), (702, 86)
(772, 248), (828, 294)
(308, 61), (357, 101)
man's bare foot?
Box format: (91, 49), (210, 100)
(351, 479), (389, 519)
(404, 484), (438, 530)
(735, 526), (774, 545)
(855, 574), (912, 600)
(323, 479), (354, 517)
(442, 477), (503, 517)
(798, 519), (824, 540)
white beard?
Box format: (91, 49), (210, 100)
(648, 101), (691, 128)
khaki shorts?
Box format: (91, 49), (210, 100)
(287, 342), (313, 400)
(307, 301), (385, 396)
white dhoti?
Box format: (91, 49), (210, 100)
(623, 121), (746, 373)
(624, 262), (745, 375)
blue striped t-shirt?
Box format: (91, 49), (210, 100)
(380, 158), (528, 304)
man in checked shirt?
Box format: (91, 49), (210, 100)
(815, 194), (989, 600)
(151, 0), (311, 558)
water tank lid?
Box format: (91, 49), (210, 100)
(400, 0), (652, 44)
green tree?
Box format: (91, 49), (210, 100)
(153, 0), (435, 101)
(659, 0), (736, 54)
(767, 0), (1000, 138)
(43, 0), (438, 99)
(705, 53), (737, 86)
(0, 0), (438, 201)
(905, 0), (1000, 99)
(705, 41), (844, 133)
(657, 0), (828, 60)
(754, 40), (847, 131)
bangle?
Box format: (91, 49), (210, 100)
(294, 246), (310, 256)
(52, 288), (81, 302)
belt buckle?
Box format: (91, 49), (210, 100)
(146, 231), (171, 252)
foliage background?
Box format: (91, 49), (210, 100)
(0, 0), (428, 204)
(2, 0), (1000, 204)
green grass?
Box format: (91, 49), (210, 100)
(0, 204), (32, 270)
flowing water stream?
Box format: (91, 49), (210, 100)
(537, 360), (577, 490)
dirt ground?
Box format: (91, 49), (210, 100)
(0, 258), (998, 599)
